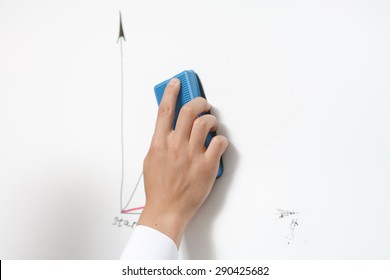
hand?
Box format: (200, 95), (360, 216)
(138, 78), (228, 248)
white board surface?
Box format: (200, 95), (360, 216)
(1, 0), (390, 259)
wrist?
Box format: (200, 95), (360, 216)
(137, 206), (188, 249)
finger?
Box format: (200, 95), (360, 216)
(205, 135), (228, 164)
(175, 97), (211, 141)
(189, 114), (218, 151)
(154, 78), (180, 136)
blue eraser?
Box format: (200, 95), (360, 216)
(154, 70), (223, 178)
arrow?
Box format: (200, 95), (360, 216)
(118, 11), (126, 213)
(118, 11), (126, 42)
(117, 12), (144, 215)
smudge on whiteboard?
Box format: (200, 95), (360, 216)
(275, 208), (300, 245)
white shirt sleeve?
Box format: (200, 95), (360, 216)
(120, 225), (179, 260)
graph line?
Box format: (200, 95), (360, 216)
(117, 12), (144, 215)
(121, 206), (145, 214)
(118, 11), (126, 213)
(122, 171), (144, 213)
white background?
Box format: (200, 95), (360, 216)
(0, 0), (389, 259)
(3, 260), (390, 280)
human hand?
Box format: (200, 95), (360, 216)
(138, 78), (228, 248)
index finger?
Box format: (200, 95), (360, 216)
(154, 78), (180, 136)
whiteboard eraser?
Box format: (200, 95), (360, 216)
(154, 70), (223, 178)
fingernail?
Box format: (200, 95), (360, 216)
(169, 78), (179, 86)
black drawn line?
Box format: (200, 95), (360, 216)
(118, 11), (126, 43)
(118, 11), (126, 213)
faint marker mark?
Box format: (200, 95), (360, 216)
(276, 208), (298, 219)
(287, 218), (299, 245)
(275, 208), (300, 245)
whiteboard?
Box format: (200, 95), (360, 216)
(1, 0), (390, 259)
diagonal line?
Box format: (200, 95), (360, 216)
(122, 171), (143, 211)
(121, 206), (145, 214)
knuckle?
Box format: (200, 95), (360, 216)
(194, 117), (209, 129)
(195, 115), (217, 130)
(209, 115), (218, 126)
(201, 155), (215, 170)
(195, 96), (207, 104)
(158, 104), (172, 116)
(165, 82), (175, 91)
(195, 97), (209, 110)
(200, 97), (209, 108)
(212, 136), (225, 147)
(149, 141), (160, 152)
(168, 141), (181, 159)
(149, 137), (164, 154)
(181, 104), (195, 116)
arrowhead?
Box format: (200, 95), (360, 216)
(118, 11), (126, 42)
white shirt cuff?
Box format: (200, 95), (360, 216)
(120, 225), (179, 260)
